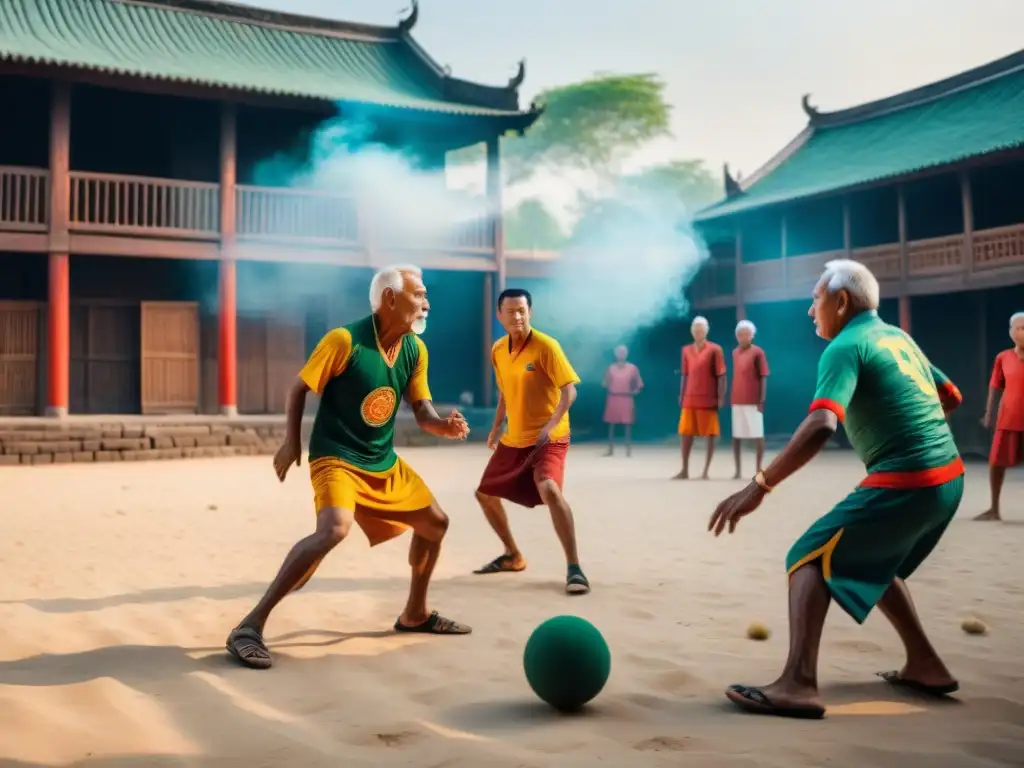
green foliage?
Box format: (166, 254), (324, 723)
(504, 197), (567, 250)
(618, 159), (722, 213)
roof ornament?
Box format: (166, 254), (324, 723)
(507, 59), (526, 90)
(801, 93), (821, 123)
(398, 0), (419, 33)
(442, 64), (452, 76)
(723, 163), (743, 197)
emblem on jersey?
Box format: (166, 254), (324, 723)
(361, 386), (398, 427)
(525, 363), (535, 371)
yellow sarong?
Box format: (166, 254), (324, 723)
(309, 456), (434, 546)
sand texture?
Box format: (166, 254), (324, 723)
(1, 446), (1023, 767)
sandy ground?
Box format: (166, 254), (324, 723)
(1, 446), (1023, 768)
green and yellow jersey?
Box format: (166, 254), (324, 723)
(300, 315), (430, 472)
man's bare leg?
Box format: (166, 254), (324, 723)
(975, 464), (1005, 521)
(675, 435), (694, 478)
(537, 478), (589, 595)
(732, 438), (742, 479)
(625, 424), (632, 457)
(702, 435), (716, 479)
(876, 577), (956, 689)
(473, 491), (527, 572)
(726, 562), (830, 713)
(755, 437), (765, 473)
(605, 424), (615, 456)
(227, 507), (352, 668)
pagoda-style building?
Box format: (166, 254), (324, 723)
(690, 49), (1024, 453)
(0, 0), (540, 420)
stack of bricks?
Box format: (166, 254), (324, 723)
(0, 421), (292, 466)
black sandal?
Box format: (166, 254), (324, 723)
(725, 684), (826, 719)
(473, 554), (526, 574)
(226, 626), (273, 669)
(394, 611), (472, 635)
(566, 569), (591, 595)
(877, 670), (959, 697)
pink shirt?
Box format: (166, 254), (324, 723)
(604, 363), (642, 395)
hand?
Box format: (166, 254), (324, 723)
(487, 429), (500, 450)
(536, 423), (553, 448)
(441, 409), (470, 440)
(757, 402), (764, 413)
(273, 438), (301, 482)
(980, 412), (992, 429)
(708, 482), (767, 537)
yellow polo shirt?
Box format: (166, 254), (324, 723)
(492, 329), (580, 448)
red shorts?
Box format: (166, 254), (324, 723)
(477, 440), (568, 508)
(990, 429), (1023, 468)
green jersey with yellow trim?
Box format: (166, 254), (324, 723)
(810, 311), (961, 476)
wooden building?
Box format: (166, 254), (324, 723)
(684, 49), (1024, 453)
(0, 0), (541, 419)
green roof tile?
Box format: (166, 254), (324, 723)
(695, 54), (1024, 221)
(0, 0), (530, 117)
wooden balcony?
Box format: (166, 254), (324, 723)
(0, 166), (497, 259)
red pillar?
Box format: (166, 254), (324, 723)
(218, 259), (237, 416)
(218, 102), (238, 416)
(47, 252), (70, 417)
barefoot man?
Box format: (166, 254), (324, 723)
(473, 288), (591, 595)
(602, 344), (643, 456)
(226, 265), (472, 669)
(976, 311), (1024, 522)
(675, 315), (726, 479)
(709, 260), (965, 719)
(731, 320), (769, 479)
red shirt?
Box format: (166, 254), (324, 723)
(731, 344), (770, 406)
(991, 348), (1024, 431)
(682, 342), (726, 410)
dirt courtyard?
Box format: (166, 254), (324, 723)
(1, 446), (1023, 767)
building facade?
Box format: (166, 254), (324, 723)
(686, 49), (1024, 453)
(0, 0), (541, 418)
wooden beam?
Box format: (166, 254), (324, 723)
(961, 170), (975, 273)
(897, 184), (908, 288)
(482, 272), (494, 407)
(486, 136), (505, 294)
(46, 252), (69, 418)
(48, 80), (71, 253)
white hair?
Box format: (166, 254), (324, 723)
(735, 319), (757, 337)
(1010, 312), (1024, 328)
(369, 264), (423, 311)
(815, 259), (880, 310)
(691, 315), (710, 331)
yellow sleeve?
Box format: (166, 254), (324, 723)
(404, 336), (432, 403)
(298, 328), (352, 395)
(540, 338), (581, 389)
(491, 339), (505, 394)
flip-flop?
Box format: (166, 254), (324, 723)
(876, 670), (959, 697)
(473, 554), (526, 575)
(394, 611), (472, 635)
(725, 684), (826, 719)
(226, 626), (273, 669)
(566, 569), (591, 595)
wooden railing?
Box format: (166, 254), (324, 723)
(0, 166), (48, 231)
(236, 185), (359, 245)
(69, 171), (220, 238)
(974, 224), (1024, 269)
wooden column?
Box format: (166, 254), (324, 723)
(896, 184), (909, 332)
(46, 81), (71, 418)
(960, 170), (975, 273)
(734, 227), (745, 322)
(482, 272), (494, 406)
(486, 136), (505, 295)
(218, 102), (238, 417)
(898, 294), (911, 334)
(842, 198), (852, 256)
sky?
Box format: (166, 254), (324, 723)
(234, 0), (1024, 211)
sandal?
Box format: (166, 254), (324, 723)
(394, 611), (472, 635)
(876, 670), (959, 697)
(226, 626), (273, 669)
(725, 684), (826, 719)
(473, 554), (526, 574)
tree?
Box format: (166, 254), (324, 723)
(450, 73), (673, 184)
(618, 159), (722, 214)
(504, 198), (566, 250)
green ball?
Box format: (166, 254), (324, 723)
(523, 615), (611, 712)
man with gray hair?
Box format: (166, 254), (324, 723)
(730, 319), (770, 479)
(225, 265), (473, 669)
(709, 259), (964, 719)
(676, 315), (726, 479)
(976, 310), (1024, 522)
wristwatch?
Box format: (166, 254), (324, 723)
(754, 470), (773, 492)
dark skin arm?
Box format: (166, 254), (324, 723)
(717, 375), (727, 408)
(708, 408), (838, 536)
(410, 398), (468, 439)
(538, 383), (577, 444)
(758, 377), (767, 412)
(273, 378), (310, 481)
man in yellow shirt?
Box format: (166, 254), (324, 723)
(473, 288), (590, 595)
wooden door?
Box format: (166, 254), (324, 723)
(237, 315), (267, 414)
(70, 300), (140, 414)
(0, 301), (41, 415)
(236, 315), (305, 414)
(140, 301), (199, 414)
